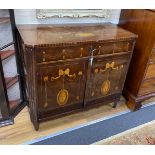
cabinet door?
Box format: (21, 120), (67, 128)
(36, 59), (88, 118)
(85, 54), (130, 105)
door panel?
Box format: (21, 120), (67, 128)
(37, 59), (88, 115)
(85, 54), (130, 104)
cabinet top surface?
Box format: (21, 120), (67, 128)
(17, 23), (137, 46)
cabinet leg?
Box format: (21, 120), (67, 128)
(34, 123), (39, 131)
(112, 101), (118, 108)
(112, 97), (120, 108)
(126, 99), (142, 111)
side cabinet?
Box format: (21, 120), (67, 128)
(17, 23), (137, 130)
(119, 9), (155, 110)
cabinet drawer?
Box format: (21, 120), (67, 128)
(93, 41), (132, 56)
(138, 79), (155, 96)
(36, 45), (89, 63)
(145, 63), (155, 79)
(36, 59), (88, 115)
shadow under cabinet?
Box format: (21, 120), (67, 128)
(17, 23), (137, 130)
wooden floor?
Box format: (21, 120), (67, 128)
(0, 96), (154, 145)
(0, 97), (128, 144)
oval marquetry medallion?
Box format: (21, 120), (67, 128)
(57, 89), (69, 106)
(101, 80), (110, 95)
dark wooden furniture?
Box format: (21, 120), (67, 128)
(119, 9), (155, 110)
(0, 9), (27, 127)
(17, 23), (137, 130)
(0, 60), (13, 126)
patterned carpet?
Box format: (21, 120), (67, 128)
(95, 120), (155, 145)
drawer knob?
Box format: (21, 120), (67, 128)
(62, 49), (66, 59)
(91, 91), (95, 96)
(44, 76), (48, 82)
(78, 71), (83, 76)
(98, 46), (101, 54)
(80, 48), (83, 57)
(43, 76), (49, 108)
(76, 96), (80, 100)
(95, 68), (99, 74)
(43, 51), (46, 62)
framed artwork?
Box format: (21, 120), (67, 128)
(36, 9), (109, 19)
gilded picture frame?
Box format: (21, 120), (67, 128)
(36, 9), (109, 19)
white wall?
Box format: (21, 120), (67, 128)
(14, 9), (121, 25)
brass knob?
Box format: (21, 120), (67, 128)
(95, 68), (99, 74)
(78, 71), (83, 76)
(98, 46), (101, 54)
(44, 76), (48, 82)
(91, 92), (95, 96)
(44, 102), (48, 108)
(76, 96), (80, 100)
(43, 51), (46, 54)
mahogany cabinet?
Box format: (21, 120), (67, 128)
(119, 9), (155, 110)
(17, 23), (137, 130)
